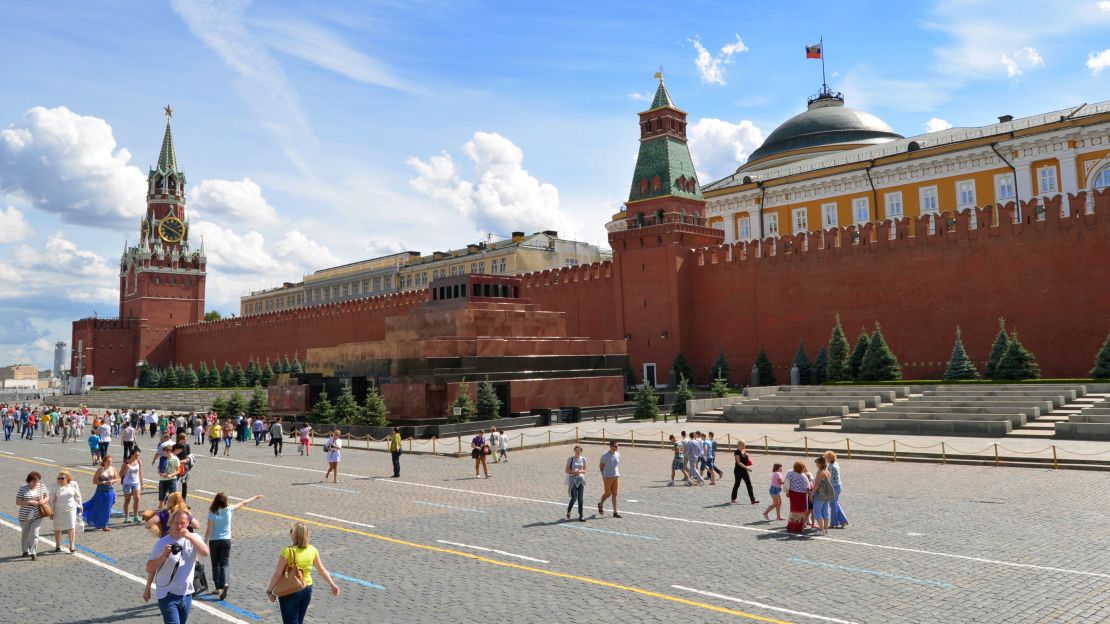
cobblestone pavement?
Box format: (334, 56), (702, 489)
(1, 434), (1108, 624)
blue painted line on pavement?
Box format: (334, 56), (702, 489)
(196, 595), (263, 620)
(76, 544), (117, 563)
(307, 483), (359, 494)
(0, 511), (18, 523)
(413, 500), (485, 513)
(558, 523), (658, 541)
(332, 572), (386, 590)
(788, 556), (957, 588)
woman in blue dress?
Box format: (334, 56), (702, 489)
(824, 450), (848, 528)
(83, 455), (117, 531)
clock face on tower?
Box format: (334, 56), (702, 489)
(158, 216), (186, 243)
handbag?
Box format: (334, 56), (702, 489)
(816, 476), (835, 500)
(272, 547), (306, 597)
(39, 500), (53, 519)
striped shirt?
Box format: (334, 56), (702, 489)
(17, 483), (48, 522)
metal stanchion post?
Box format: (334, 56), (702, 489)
(764, 435), (768, 454)
(892, 439), (897, 462)
(519, 433), (523, 451)
(804, 436), (809, 457)
(631, 430), (635, 448)
(940, 441), (946, 464)
(994, 443), (999, 467)
(547, 431), (551, 447)
(457, 434), (461, 456)
(1052, 445), (1058, 469)
(432, 436), (437, 455)
(408, 438), (412, 452)
(602, 428), (606, 441)
(846, 438), (852, 459)
(575, 426), (580, 443)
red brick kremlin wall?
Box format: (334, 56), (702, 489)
(678, 191), (1110, 382)
(173, 290), (428, 367)
(162, 190), (1108, 382)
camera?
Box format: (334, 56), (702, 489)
(170, 543), (182, 555)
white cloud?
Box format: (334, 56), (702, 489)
(690, 35), (748, 85)
(252, 19), (417, 93)
(687, 118), (765, 182)
(407, 132), (572, 236)
(628, 92), (649, 101)
(1101, 0), (1110, 11)
(190, 177), (278, 226)
(1087, 48), (1110, 74)
(171, 0), (318, 176)
(0, 206), (34, 243)
(1000, 47), (1044, 77)
(363, 237), (409, 258)
(0, 232), (118, 303)
(272, 230), (341, 270)
(924, 117), (953, 133)
(0, 106), (146, 229)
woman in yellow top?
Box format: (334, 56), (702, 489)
(266, 522), (340, 624)
(208, 421), (222, 456)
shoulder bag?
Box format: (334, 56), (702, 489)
(272, 547), (307, 597)
(816, 474), (835, 500)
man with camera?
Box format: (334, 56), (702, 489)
(144, 509), (211, 623)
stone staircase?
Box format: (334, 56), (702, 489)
(688, 386), (904, 427)
(1055, 395), (1110, 440)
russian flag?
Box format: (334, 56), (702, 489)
(806, 43), (822, 59)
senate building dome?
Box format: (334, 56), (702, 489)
(740, 88), (903, 172)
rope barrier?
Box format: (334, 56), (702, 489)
(943, 443), (995, 455)
(996, 444), (1054, 455)
(1053, 446), (1110, 457)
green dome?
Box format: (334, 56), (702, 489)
(743, 93), (902, 171)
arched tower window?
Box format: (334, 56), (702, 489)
(636, 212), (645, 227)
(167, 175), (176, 192)
(676, 175), (686, 191)
(688, 178), (697, 193)
(1092, 166), (1110, 191)
(639, 179), (649, 194)
(655, 208), (665, 224)
(651, 176), (661, 192)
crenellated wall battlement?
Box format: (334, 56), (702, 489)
(518, 260), (614, 289)
(687, 189), (1108, 269)
(72, 317), (140, 332)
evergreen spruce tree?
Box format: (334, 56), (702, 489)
(859, 323), (902, 381)
(943, 327), (979, 381)
(246, 360), (260, 386)
(813, 346), (830, 385)
(671, 374), (694, 415)
(197, 361), (210, 388)
(671, 352), (694, 386)
(138, 363), (156, 388)
(208, 361), (222, 388)
(310, 390), (335, 423)
(176, 365), (187, 385)
(221, 363), (234, 387)
(633, 381), (660, 420)
(161, 364), (180, 388)
(449, 379), (475, 423)
(984, 318), (1011, 380)
(211, 396), (228, 419)
(247, 385), (270, 418)
(996, 332), (1041, 380)
(792, 340), (812, 385)
(362, 381), (390, 427)
(290, 355), (304, 375)
(226, 392), (246, 418)
(827, 314), (852, 382)
(709, 348), (730, 385)
(754, 347), (776, 386)
(280, 355), (292, 374)
(232, 363), (247, 387)
(182, 364), (200, 388)
(149, 367), (161, 388)
(333, 385), (361, 423)
(710, 371), (730, 398)
(848, 330), (871, 381)
(260, 360), (275, 387)
(476, 380), (502, 420)
(1092, 329), (1110, 379)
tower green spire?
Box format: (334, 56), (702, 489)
(153, 105), (184, 179)
(627, 75), (701, 204)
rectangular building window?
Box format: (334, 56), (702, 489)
(920, 186), (939, 214)
(764, 213), (779, 238)
(792, 207), (808, 234)
(821, 203), (837, 229)
(852, 197), (869, 225)
(737, 215), (751, 240)
(957, 179), (976, 209)
(884, 192), (903, 219)
(995, 173), (1015, 202)
(499, 258), (507, 273)
(564, 258), (577, 267)
(1037, 165), (1058, 195)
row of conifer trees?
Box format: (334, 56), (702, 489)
(666, 316), (1110, 388)
(137, 356), (303, 389)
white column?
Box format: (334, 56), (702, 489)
(1014, 162), (1033, 221)
(1058, 152), (1079, 217)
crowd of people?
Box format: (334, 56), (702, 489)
(7, 398), (849, 623)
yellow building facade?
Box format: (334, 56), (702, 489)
(703, 95), (1110, 242)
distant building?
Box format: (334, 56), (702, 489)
(53, 341), (66, 376)
(0, 364), (37, 382)
(239, 233), (610, 316)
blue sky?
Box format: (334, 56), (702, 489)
(1, 0), (1108, 369)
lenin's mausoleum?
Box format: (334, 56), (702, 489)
(72, 78), (1110, 419)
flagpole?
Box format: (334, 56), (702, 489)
(820, 36), (826, 91)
